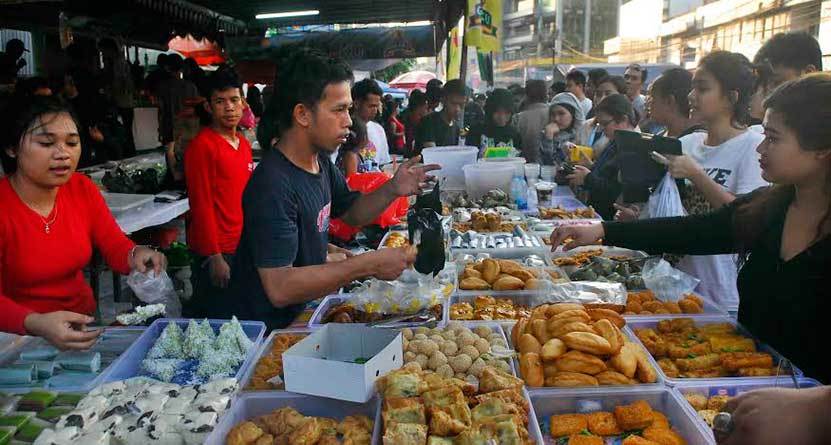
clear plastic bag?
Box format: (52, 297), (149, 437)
(126, 270), (182, 317)
(647, 172), (686, 218)
(641, 258), (700, 302)
(531, 281), (628, 307)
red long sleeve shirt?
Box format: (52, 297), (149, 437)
(0, 174), (134, 334)
(184, 127), (254, 257)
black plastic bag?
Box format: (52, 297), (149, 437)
(408, 182), (445, 276)
(414, 181), (442, 215)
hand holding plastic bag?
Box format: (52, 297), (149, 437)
(641, 258), (700, 301)
(647, 172), (686, 218)
(127, 270), (182, 317)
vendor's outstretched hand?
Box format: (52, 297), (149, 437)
(651, 151), (703, 180)
(718, 387), (831, 445)
(550, 224), (605, 251)
(369, 246), (417, 280)
(389, 155), (441, 197)
(24, 311), (101, 350)
(131, 246), (167, 275)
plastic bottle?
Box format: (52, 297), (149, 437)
(511, 174), (528, 210)
(526, 182), (538, 210)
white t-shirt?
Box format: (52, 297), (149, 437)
(677, 130), (767, 311)
(578, 97), (593, 117)
(366, 120), (391, 166)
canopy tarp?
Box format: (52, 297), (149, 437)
(389, 70), (437, 91)
(168, 35), (225, 65)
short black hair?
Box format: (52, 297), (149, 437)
(200, 66), (242, 99)
(594, 93), (636, 126)
(258, 46), (353, 148)
(1, 95), (80, 174)
(442, 79), (466, 98)
(166, 53), (184, 71)
(484, 88), (514, 118)
(352, 78), (384, 101)
(566, 70), (587, 87)
(550, 81), (566, 95)
(650, 68), (692, 117)
(407, 89), (427, 109)
(754, 32), (823, 72)
(525, 79), (547, 103)
(598, 75), (628, 95)
(587, 68), (609, 85)
(426, 79), (443, 104)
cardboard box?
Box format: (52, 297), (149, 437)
(282, 324), (403, 402)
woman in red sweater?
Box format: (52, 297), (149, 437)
(0, 96), (166, 349)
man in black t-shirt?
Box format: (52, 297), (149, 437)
(224, 48), (440, 330)
(413, 79), (467, 155)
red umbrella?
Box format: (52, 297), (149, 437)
(168, 34), (225, 66)
(389, 70), (437, 92)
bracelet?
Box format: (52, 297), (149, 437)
(129, 245), (144, 265)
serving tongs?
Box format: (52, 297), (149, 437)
(774, 358), (800, 389)
(366, 308), (439, 329)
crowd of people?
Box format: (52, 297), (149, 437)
(0, 29), (829, 444)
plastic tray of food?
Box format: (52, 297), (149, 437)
(378, 230), (410, 249)
(101, 318), (265, 384)
(454, 253), (570, 298)
(239, 328), (314, 392)
(530, 386), (715, 445)
(627, 316), (802, 386)
(204, 392), (380, 445)
(448, 293), (538, 326)
(0, 327), (145, 393)
(309, 294), (447, 329)
(622, 292), (727, 319)
(673, 377), (821, 441)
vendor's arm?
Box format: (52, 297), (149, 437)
(550, 196), (740, 255)
(340, 156), (439, 227)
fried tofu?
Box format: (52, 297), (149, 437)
(383, 397), (426, 427)
(622, 436), (660, 445)
(651, 411), (671, 430)
(567, 434), (604, 445)
(643, 425), (687, 445)
(383, 422), (428, 445)
(614, 400), (655, 431)
(549, 413), (588, 438)
(586, 411), (623, 436)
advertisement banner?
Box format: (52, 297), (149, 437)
(466, 0), (502, 53)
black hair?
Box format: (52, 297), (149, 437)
(407, 89), (427, 109)
(484, 88), (514, 121)
(650, 68), (692, 117)
(340, 116), (368, 154)
(549, 102), (578, 132)
(754, 32), (823, 72)
(16, 76), (51, 97)
(155, 53), (169, 66)
(200, 66), (242, 100)
(566, 70), (587, 87)
(587, 68), (609, 85)
(1, 95), (81, 174)
(352, 78), (384, 101)
(598, 75), (628, 95)
(98, 37), (119, 53)
(550, 81), (566, 95)
(166, 53), (184, 72)
(382, 97), (400, 121)
(426, 79), (443, 104)
(698, 50), (754, 126)
(525, 79), (547, 103)
(442, 79), (466, 98)
(258, 46), (353, 149)
(247, 86), (264, 118)
(594, 94), (636, 126)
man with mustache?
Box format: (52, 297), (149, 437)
(184, 68), (254, 317)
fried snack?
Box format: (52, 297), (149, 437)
(555, 350), (607, 375)
(675, 354), (722, 372)
(583, 303), (626, 313)
(698, 409), (718, 427)
(643, 425), (687, 445)
(512, 318), (529, 347)
(450, 302), (474, 320)
(493, 275), (525, 291)
(651, 411), (671, 430)
(634, 346), (658, 383)
(683, 393), (708, 411)
(552, 248), (604, 267)
(609, 343), (639, 378)
(708, 336), (757, 353)
(530, 318), (551, 344)
(539, 206), (597, 220)
(678, 298), (703, 314)
(429, 407), (470, 436)
(553, 309), (592, 323)
(460, 277), (491, 291)
(519, 353), (544, 387)
(550, 321), (597, 339)
(479, 367), (525, 393)
(549, 414), (588, 438)
(587, 309), (626, 329)
(541, 338), (568, 362)
(707, 395), (730, 412)
(524, 278), (547, 290)
(614, 400), (654, 430)
(383, 397), (426, 426)
(382, 422), (427, 445)
(567, 434), (604, 445)
(247, 333), (308, 390)
(227, 421), (266, 445)
(593, 319), (624, 354)
(518, 333), (542, 355)
(481, 259), (501, 284)
(737, 367), (775, 377)
(681, 368), (729, 378)
(543, 362), (559, 378)
(586, 411), (623, 436)
(720, 352), (773, 371)
(622, 437), (660, 445)
(561, 332), (613, 355)
(549, 303), (588, 315)
(668, 343), (712, 359)
(509, 269), (536, 282)
(551, 372), (599, 387)
(462, 268), (483, 279)
(595, 370), (633, 385)
(658, 359), (680, 378)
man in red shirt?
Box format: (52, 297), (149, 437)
(184, 68), (253, 317)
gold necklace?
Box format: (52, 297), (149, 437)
(39, 199), (59, 234)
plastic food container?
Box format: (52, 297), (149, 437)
(463, 163), (515, 201)
(0, 327), (144, 393)
(238, 328), (313, 392)
(623, 294), (727, 320)
(101, 318), (265, 384)
(530, 386), (714, 445)
(627, 316), (802, 386)
(448, 292), (540, 326)
(309, 294), (448, 329)
(204, 392), (380, 445)
(673, 377), (821, 442)
(479, 156), (527, 177)
(378, 230), (409, 249)
(421, 146), (478, 190)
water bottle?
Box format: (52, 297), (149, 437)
(511, 174), (528, 210)
(527, 182), (538, 210)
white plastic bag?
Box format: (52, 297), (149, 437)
(127, 270), (182, 317)
(642, 258), (700, 302)
(647, 172), (686, 218)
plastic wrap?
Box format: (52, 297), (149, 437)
(642, 258), (700, 302)
(126, 270), (182, 317)
(648, 172), (687, 218)
(531, 281), (628, 307)
(346, 272), (453, 315)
